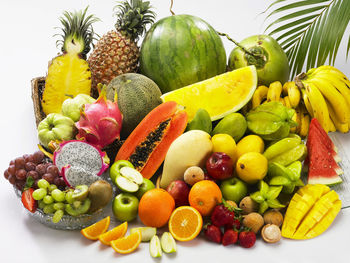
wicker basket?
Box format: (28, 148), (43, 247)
(31, 77), (46, 127)
(30, 77), (122, 160)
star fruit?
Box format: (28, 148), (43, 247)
(268, 161), (304, 194)
(250, 180), (285, 214)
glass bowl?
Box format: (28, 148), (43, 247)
(14, 173), (115, 230)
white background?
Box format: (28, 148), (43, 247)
(1, 0), (350, 262)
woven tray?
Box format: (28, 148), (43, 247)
(30, 77), (123, 160)
(31, 77), (46, 127)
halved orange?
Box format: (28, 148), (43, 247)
(81, 216), (110, 240)
(99, 222), (128, 246)
(168, 206), (203, 242)
(111, 230), (142, 254)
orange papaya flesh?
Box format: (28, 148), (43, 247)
(115, 101), (187, 179)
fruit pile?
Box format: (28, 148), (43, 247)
(3, 0), (349, 258)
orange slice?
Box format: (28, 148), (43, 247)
(81, 216), (110, 240)
(99, 222), (128, 246)
(168, 206), (203, 242)
(111, 230), (142, 254)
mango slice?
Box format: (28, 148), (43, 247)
(281, 184), (341, 239)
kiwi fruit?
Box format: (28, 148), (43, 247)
(65, 199), (91, 216)
(88, 180), (113, 213)
(72, 185), (89, 201)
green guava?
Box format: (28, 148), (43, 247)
(228, 35), (290, 86)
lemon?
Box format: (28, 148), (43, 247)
(236, 135), (264, 159)
(212, 134), (237, 163)
(236, 152), (268, 184)
(161, 66), (257, 121)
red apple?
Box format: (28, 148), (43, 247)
(206, 152), (234, 180)
(166, 180), (190, 207)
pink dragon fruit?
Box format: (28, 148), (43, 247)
(53, 140), (109, 176)
(76, 85), (123, 149)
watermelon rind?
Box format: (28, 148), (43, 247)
(308, 176), (343, 186)
(306, 118), (343, 186)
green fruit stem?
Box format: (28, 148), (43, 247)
(170, 0), (175, 16)
(217, 31), (265, 60)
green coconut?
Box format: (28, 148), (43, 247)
(106, 73), (162, 139)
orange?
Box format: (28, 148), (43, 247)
(81, 216), (110, 240)
(138, 188), (175, 227)
(168, 206), (203, 242)
(188, 180), (222, 216)
(111, 230), (142, 254)
(99, 222), (128, 246)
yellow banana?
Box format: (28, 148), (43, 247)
(267, 81), (283, 102)
(279, 97), (286, 106)
(287, 81), (301, 108)
(303, 77), (349, 124)
(311, 73), (350, 114)
(292, 106), (302, 134)
(326, 99), (349, 133)
(328, 116), (337, 132)
(282, 81), (293, 96)
(308, 66), (350, 87)
(300, 89), (314, 118)
(299, 106), (310, 138)
(252, 85), (269, 109)
(284, 96), (292, 108)
(301, 81), (329, 132)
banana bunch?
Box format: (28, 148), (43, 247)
(295, 65), (350, 133)
(250, 80), (310, 137)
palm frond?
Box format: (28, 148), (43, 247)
(264, 0), (350, 77)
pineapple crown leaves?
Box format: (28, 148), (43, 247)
(55, 6), (100, 58)
(114, 0), (156, 41)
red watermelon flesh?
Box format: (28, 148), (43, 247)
(306, 119), (343, 185)
(307, 121), (340, 162)
(309, 118), (337, 152)
(304, 118), (340, 168)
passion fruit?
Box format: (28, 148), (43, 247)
(228, 35), (289, 86)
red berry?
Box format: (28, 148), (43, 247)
(239, 231), (256, 248)
(204, 224), (222, 244)
(222, 229), (238, 246)
(211, 204), (235, 227)
(21, 188), (37, 213)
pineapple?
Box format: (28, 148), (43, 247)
(42, 7), (99, 115)
(88, 0), (155, 97)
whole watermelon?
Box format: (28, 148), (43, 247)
(140, 14), (227, 93)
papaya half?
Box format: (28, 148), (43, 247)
(115, 101), (188, 179)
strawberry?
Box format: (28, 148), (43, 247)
(211, 201), (235, 227)
(222, 229), (238, 246)
(204, 224), (222, 244)
(21, 188), (37, 213)
(225, 218), (241, 231)
(239, 230), (256, 248)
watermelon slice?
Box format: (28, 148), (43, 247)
(306, 118), (343, 185)
(307, 118), (340, 162)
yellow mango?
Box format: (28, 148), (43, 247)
(282, 184), (341, 240)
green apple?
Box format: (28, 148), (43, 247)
(112, 193), (139, 222)
(38, 113), (76, 148)
(61, 94), (95, 122)
(135, 178), (155, 199)
(110, 160), (134, 182)
(220, 177), (248, 203)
